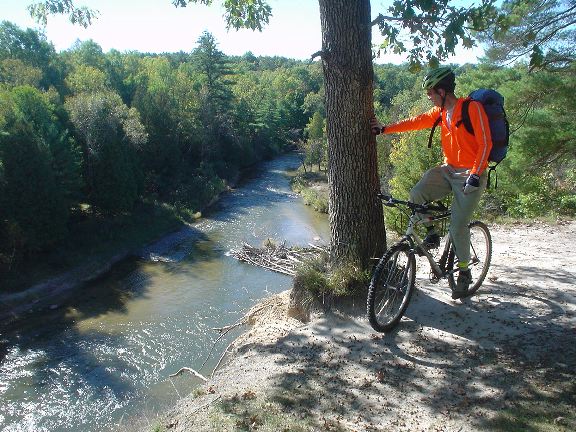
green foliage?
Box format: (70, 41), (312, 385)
(481, 0), (576, 71)
(328, 261), (371, 297)
(302, 112), (327, 172)
(0, 21), (319, 284)
(0, 85), (81, 258)
(172, 0), (272, 31)
(170, 163), (226, 215)
(374, 0), (499, 67)
(300, 186), (329, 214)
(294, 258), (331, 296)
(0, 59), (43, 87)
(64, 90), (146, 213)
(0, 121), (68, 252)
(290, 170), (328, 213)
(304, 111), (324, 140)
(65, 64), (110, 93)
(0, 21), (62, 90)
(27, 1), (97, 27)
(379, 63), (575, 220)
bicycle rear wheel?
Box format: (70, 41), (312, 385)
(367, 242), (416, 332)
(447, 220), (492, 296)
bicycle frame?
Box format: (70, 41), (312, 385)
(381, 194), (454, 280)
(368, 195), (493, 332)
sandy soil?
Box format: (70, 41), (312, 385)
(159, 220), (576, 432)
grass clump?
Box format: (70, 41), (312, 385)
(290, 170), (329, 214)
(294, 252), (371, 299)
(207, 391), (323, 432)
(294, 255), (331, 296)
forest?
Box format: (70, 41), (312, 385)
(0, 14), (574, 289)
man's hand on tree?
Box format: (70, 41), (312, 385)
(370, 117), (385, 135)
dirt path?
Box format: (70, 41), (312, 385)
(159, 221), (576, 432)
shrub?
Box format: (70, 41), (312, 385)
(294, 254), (371, 299)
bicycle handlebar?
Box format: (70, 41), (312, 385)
(377, 193), (448, 213)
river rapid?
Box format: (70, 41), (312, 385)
(0, 154), (329, 432)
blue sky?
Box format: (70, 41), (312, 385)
(1, 0), (484, 63)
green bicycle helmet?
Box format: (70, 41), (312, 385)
(422, 66), (455, 91)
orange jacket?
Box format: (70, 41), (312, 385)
(384, 98), (492, 175)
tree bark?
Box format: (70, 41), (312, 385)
(318, 0), (386, 268)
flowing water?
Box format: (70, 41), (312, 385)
(0, 154), (329, 432)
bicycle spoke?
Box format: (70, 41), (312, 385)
(367, 243), (416, 332)
(447, 221), (492, 296)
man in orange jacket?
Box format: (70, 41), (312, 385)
(370, 66), (491, 299)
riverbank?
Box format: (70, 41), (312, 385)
(1, 152), (329, 432)
(156, 220), (576, 432)
(0, 202), (185, 326)
(0, 168), (245, 326)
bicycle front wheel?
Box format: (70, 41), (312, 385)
(447, 220), (492, 296)
(367, 242), (416, 332)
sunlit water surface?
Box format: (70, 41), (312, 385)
(0, 154), (329, 432)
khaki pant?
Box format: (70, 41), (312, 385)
(410, 165), (487, 263)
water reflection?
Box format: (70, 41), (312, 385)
(0, 154), (329, 432)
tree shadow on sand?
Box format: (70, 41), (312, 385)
(211, 261), (575, 431)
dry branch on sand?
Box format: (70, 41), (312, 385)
(170, 290), (296, 381)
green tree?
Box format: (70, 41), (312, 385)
(0, 58), (42, 88)
(0, 86), (73, 254)
(65, 90), (146, 213)
(499, 68), (576, 216)
(0, 123), (68, 251)
(27, 0), (97, 27)
(105, 49), (143, 105)
(65, 64), (110, 93)
(303, 111), (326, 171)
(8, 85), (82, 205)
(192, 31), (232, 100)
(481, 0), (576, 70)
(172, 0), (272, 31)
(131, 56), (185, 195)
(191, 31), (236, 169)
(0, 21), (63, 91)
(31, 0), (506, 269)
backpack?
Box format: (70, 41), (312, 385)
(459, 89), (510, 163)
(427, 88), (510, 187)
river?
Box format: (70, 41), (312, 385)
(0, 154), (329, 432)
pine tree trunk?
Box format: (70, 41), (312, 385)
(318, 0), (386, 268)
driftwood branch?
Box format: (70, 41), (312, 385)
(169, 367), (208, 382)
(230, 241), (327, 276)
(170, 244), (322, 386)
(211, 340), (236, 378)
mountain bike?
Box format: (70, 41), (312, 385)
(367, 193), (492, 332)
